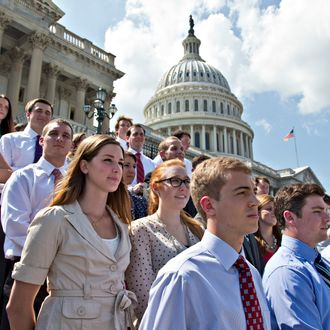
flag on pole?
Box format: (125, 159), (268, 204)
(283, 129), (295, 141)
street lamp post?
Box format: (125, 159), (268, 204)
(83, 88), (118, 134)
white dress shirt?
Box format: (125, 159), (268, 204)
(140, 230), (270, 330)
(153, 154), (192, 178)
(116, 136), (128, 150)
(1, 157), (67, 259)
(127, 148), (155, 186)
(0, 124), (39, 170)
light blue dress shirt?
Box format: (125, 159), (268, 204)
(140, 230), (270, 330)
(263, 235), (330, 329)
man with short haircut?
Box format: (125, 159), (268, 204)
(153, 136), (185, 165)
(0, 98), (53, 170)
(140, 157), (270, 329)
(126, 124), (155, 192)
(114, 115), (133, 150)
(263, 183), (330, 329)
(0, 119), (73, 328)
(255, 176), (270, 195)
(173, 129), (193, 177)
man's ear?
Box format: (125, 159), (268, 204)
(25, 111), (31, 121)
(38, 136), (44, 147)
(283, 210), (296, 226)
(159, 150), (165, 160)
(200, 196), (216, 217)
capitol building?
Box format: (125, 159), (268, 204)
(0, 1), (323, 193)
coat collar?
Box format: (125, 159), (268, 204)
(62, 201), (130, 262)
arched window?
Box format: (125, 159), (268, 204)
(194, 99), (198, 111)
(168, 102), (172, 114)
(195, 132), (200, 148)
(203, 100), (208, 112)
(220, 102), (224, 114)
(205, 132), (210, 150)
(227, 104), (230, 115)
(212, 101), (216, 113)
(161, 105), (164, 116)
(217, 133), (220, 151)
(185, 100), (189, 112)
(176, 101), (180, 113)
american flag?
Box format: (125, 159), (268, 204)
(283, 129), (295, 141)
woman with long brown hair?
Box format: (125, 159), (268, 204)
(126, 159), (204, 322)
(254, 194), (282, 263)
(0, 95), (14, 138)
(6, 135), (136, 330)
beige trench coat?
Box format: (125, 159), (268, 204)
(13, 201), (136, 330)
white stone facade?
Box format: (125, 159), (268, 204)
(0, 0), (124, 134)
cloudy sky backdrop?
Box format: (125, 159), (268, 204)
(54, 0), (330, 191)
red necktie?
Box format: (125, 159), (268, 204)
(52, 168), (63, 188)
(234, 256), (264, 330)
(135, 152), (145, 183)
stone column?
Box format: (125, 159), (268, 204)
(223, 127), (228, 153)
(213, 125), (217, 152)
(58, 87), (71, 118)
(245, 134), (249, 158)
(45, 64), (60, 104)
(73, 78), (88, 125)
(201, 125), (206, 150)
(0, 12), (11, 51)
(190, 125), (194, 145)
(249, 137), (253, 160)
(233, 129), (237, 155)
(167, 127), (171, 136)
(26, 32), (50, 101)
(240, 131), (244, 157)
(7, 47), (25, 119)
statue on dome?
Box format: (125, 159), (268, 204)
(188, 15), (195, 36)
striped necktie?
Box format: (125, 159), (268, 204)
(315, 253), (330, 289)
(135, 152), (145, 183)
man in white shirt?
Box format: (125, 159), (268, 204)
(140, 157), (270, 329)
(126, 124), (155, 194)
(0, 119), (73, 329)
(153, 136), (185, 165)
(114, 115), (132, 151)
(173, 129), (193, 177)
(0, 98), (53, 170)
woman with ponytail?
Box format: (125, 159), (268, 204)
(126, 159), (203, 322)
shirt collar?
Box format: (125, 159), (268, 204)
(127, 147), (143, 156)
(24, 124), (39, 137)
(201, 230), (241, 271)
(281, 235), (318, 262)
(35, 157), (67, 176)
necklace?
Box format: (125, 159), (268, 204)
(155, 212), (191, 251)
(264, 235), (277, 251)
(83, 210), (107, 228)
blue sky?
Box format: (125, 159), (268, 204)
(53, 0), (330, 192)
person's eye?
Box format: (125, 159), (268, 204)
(171, 179), (181, 186)
(118, 162), (124, 168)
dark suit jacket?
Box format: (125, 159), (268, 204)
(243, 234), (265, 275)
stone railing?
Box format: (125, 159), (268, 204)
(49, 23), (115, 66)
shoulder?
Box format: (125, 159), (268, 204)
(130, 216), (154, 233)
(1, 131), (27, 141)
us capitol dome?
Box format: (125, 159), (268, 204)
(144, 16), (254, 160)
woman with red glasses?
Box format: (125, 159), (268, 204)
(126, 159), (203, 323)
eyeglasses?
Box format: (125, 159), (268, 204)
(156, 177), (190, 188)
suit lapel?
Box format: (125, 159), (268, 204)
(63, 201), (117, 262)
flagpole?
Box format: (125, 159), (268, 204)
(292, 126), (300, 167)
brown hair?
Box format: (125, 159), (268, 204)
(192, 154), (210, 171)
(255, 176), (270, 185)
(254, 194), (282, 256)
(158, 136), (181, 152)
(25, 98), (53, 114)
(115, 115), (133, 132)
(41, 118), (73, 138)
(126, 124), (145, 137)
(172, 129), (191, 140)
(191, 156), (252, 221)
(149, 159), (203, 240)
(274, 183), (324, 229)
(51, 135), (131, 224)
(0, 94), (14, 135)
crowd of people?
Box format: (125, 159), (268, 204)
(0, 94), (329, 329)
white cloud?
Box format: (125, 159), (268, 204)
(104, 0), (330, 127)
(255, 119), (272, 133)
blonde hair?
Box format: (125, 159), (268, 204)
(191, 156), (251, 221)
(149, 159), (203, 240)
(51, 135), (131, 224)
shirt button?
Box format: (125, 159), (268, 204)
(110, 264), (117, 272)
(77, 306), (86, 316)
